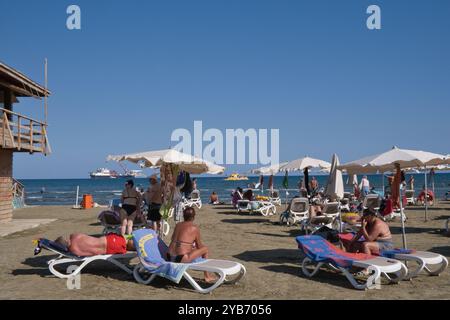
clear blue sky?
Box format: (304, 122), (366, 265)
(2, 0), (449, 179)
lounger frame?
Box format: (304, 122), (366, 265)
(301, 256), (408, 290)
(391, 251), (448, 280)
(133, 259), (246, 294)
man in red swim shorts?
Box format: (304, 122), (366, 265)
(54, 233), (135, 256)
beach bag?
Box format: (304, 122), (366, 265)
(314, 226), (340, 243)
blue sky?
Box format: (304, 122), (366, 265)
(1, 0), (449, 178)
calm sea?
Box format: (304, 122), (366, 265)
(19, 173), (450, 206)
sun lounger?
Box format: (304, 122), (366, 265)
(382, 249), (448, 280)
(132, 229), (246, 294)
(268, 190), (282, 206)
(182, 190), (202, 209)
(405, 190), (416, 206)
(338, 233), (448, 280)
(237, 200), (276, 216)
(362, 194), (381, 212)
(280, 197), (309, 226)
(98, 209), (147, 234)
(34, 238), (136, 279)
(296, 235), (407, 290)
(301, 202), (341, 234)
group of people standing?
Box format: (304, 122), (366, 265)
(119, 175), (164, 236)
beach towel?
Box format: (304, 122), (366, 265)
(98, 210), (121, 224)
(34, 238), (75, 257)
(132, 229), (203, 283)
(296, 235), (373, 268)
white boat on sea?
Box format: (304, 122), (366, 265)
(89, 168), (118, 179)
(118, 170), (146, 179)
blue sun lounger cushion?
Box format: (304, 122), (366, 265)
(132, 229), (196, 284)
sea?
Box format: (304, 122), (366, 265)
(19, 173), (450, 207)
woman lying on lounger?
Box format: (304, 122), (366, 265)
(167, 207), (217, 283)
(54, 233), (135, 256)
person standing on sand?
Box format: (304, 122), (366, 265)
(167, 207), (217, 283)
(359, 175), (370, 197)
(310, 177), (319, 194)
(120, 180), (141, 236)
(143, 174), (163, 231)
(408, 175), (415, 191)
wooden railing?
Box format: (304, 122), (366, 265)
(0, 108), (51, 154)
(12, 178), (26, 209)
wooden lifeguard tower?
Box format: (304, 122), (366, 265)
(0, 61), (51, 223)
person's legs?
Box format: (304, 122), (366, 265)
(119, 209), (128, 236)
(127, 212), (137, 235)
(309, 206), (317, 218)
(361, 241), (380, 255)
(182, 246), (218, 283)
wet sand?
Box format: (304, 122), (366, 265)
(0, 201), (449, 300)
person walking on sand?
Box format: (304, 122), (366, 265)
(120, 180), (142, 236)
(167, 207), (217, 283)
(359, 175), (370, 197)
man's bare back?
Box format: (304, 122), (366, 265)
(68, 234), (107, 256)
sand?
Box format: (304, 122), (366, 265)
(0, 202), (449, 300)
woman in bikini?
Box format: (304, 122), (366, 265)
(120, 180), (142, 236)
(167, 207), (217, 283)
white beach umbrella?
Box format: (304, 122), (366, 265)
(279, 156), (331, 172)
(338, 146), (448, 249)
(338, 146), (447, 173)
(251, 162), (288, 175)
(107, 149), (225, 175)
(324, 154), (344, 201)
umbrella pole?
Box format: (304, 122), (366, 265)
(424, 166), (428, 222)
(382, 173), (385, 196)
(399, 180), (407, 249)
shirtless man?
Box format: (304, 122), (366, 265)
(167, 207), (217, 283)
(345, 209), (394, 255)
(54, 233), (135, 256)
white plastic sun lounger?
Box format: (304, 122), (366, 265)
(182, 190), (202, 209)
(268, 190), (282, 206)
(237, 200), (276, 216)
(296, 236), (407, 290)
(301, 202), (340, 234)
(383, 250), (448, 280)
(405, 190), (416, 206)
(132, 229), (246, 294)
(35, 239), (136, 279)
(280, 197), (309, 226)
(133, 258), (247, 294)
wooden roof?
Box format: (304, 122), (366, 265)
(0, 61), (51, 99)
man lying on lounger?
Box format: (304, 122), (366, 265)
(343, 209), (394, 255)
(54, 233), (136, 256)
(167, 207), (217, 283)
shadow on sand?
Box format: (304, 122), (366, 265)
(233, 248), (302, 264)
(221, 218), (269, 224)
(12, 255), (136, 282)
(429, 246), (450, 257)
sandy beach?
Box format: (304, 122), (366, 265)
(0, 202), (449, 300)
